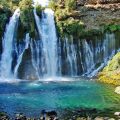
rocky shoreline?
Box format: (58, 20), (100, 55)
(0, 108), (120, 120)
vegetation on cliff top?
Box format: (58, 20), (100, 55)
(98, 52), (120, 85)
(18, 0), (36, 39)
(49, 0), (89, 39)
(0, 0), (39, 40)
(49, 0), (120, 39)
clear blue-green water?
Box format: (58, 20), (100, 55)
(0, 78), (120, 117)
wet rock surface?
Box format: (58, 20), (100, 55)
(0, 109), (120, 120)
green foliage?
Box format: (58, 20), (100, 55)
(104, 52), (120, 72)
(57, 18), (84, 38)
(80, 29), (103, 39)
(104, 24), (120, 32)
(35, 4), (44, 18)
(19, 0), (36, 38)
(55, 8), (69, 21)
(98, 52), (120, 85)
(65, 0), (77, 11)
(49, 0), (58, 11)
(0, 0), (20, 11)
(0, 5), (11, 39)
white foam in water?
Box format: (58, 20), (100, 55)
(38, 77), (76, 82)
(0, 78), (21, 83)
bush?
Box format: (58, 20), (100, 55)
(65, 0), (77, 11)
(35, 4), (43, 17)
(55, 8), (69, 21)
(48, 0), (58, 11)
(104, 24), (120, 32)
(0, 5), (11, 39)
(19, 0), (36, 38)
(57, 18), (84, 37)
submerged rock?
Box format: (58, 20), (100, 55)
(0, 112), (10, 120)
(115, 86), (120, 94)
(15, 113), (27, 120)
(40, 110), (58, 120)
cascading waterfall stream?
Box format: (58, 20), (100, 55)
(33, 8), (59, 78)
(64, 37), (78, 76)
(0, 9), (20, 78)
(14, 33), (30, 78)
(0, 0), (119, 80)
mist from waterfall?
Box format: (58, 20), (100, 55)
(0, 9), (20, 78)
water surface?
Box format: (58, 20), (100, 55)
(0, 77), (120, 117)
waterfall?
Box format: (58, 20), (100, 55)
(0, 9), (20, 78)
(59, 33), (119, 77)
(33, 8), (59, 78)
(0, 0), (119, 80)
(14, 33), (30, 78)
(63, 37), (78, 76)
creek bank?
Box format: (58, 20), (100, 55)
(0, 108), (120, 120)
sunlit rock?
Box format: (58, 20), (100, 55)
(115, 86), (120, 94)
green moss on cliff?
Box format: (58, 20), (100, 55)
(98, 52), (120, 85)
(0, 0), (20, 40)
(0, 6), (11, 39)
(104, 24), (120, 32)
(19, 0), (36, 39)
(49, 0), (104, 39)
(35, 5), (43, 18)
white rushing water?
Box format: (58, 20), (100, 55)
(0, 9), (20, 78)
(34, 8), (58, 77)
(14, 33), (30, 78)
(64, 37), (78, 76)
(60, 33), (118, 77)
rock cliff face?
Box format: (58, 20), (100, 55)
(77, 0), (120, 5)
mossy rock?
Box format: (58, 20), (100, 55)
(98, 52), (120, 85)
(103, 52), (120, 72)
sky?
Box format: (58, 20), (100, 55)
(33, 0), (49, 7)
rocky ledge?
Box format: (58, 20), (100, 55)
(0, 108), (120, 120)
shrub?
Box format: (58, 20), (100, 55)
(19, 0), (36, 38)
(57, 18), (84, 37)
(36, 5), (42, 17)
(48, 0), (58, 11)
(65, 0), (77, 11)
